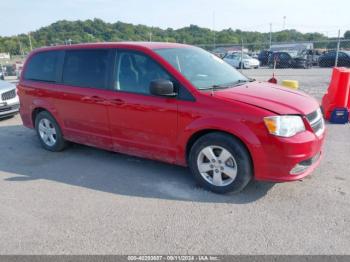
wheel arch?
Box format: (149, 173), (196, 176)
(32, 107), (48, 127)
(31, 105), (64, 134)
(185, 129), (254, 170)
(29, 97), (61, 128)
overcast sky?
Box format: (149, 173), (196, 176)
(0, 0), (349, 37)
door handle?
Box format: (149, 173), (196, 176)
(82, 95), (105, 103)
(109, 98), (125, 105)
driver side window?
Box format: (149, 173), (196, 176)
(115, 51), (171, 94)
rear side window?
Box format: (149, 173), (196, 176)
(62, 49), (111, 89)
(24, 51), (61, 82)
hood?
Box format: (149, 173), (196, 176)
(0, 80), (15, 92)
(213, 81), (319, 115)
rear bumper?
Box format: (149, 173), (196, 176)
(253, 129), (326, 182)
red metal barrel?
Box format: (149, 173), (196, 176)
(322, 67), (350, 120)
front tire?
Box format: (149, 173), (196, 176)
(189, 132), (252, 194)
(35, 111), (67, 152)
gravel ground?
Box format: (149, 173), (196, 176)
(0, 68), (350, 255)
(243, 67), (333, 101)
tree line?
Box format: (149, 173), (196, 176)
(0, 18), (349, 55)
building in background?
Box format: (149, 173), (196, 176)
(270, 42), (314, 52)
(0, 53), (10, 60)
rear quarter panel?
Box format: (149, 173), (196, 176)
(18, 80), (63, 131)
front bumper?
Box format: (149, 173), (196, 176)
(0, 102), (20, 118)
(244, 62), (259, 68)
(253, 128), (326, 182)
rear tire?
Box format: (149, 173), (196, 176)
(188, 132), (252, 194)
(35, 111), (67, 152)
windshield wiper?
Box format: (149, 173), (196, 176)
(229, 78), (256, 86)
(199, 78), (255, 91)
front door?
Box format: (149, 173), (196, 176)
(107, 50), (178, 163)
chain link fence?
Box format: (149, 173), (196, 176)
(197, 39), (350, 100)
(198, 39), (350, 70)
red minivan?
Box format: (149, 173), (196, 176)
(18, 42), (326, 193)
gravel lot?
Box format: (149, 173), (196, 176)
(1, 68), (350, 255)
(243, 67), (332, 101)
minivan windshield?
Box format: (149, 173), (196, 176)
(155, 47), (248, 90)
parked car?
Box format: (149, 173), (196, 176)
(268, 51), (313, 68)
(258, 50), (273, 66)
(318, 51), (350, 67)
(18, 43), (325, 194)
(248, 51), (259, 59)
(3, 64), (16, 76)
(223, 53), (260, 69)
(0, 80), (20, 118)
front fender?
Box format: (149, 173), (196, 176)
(176, 116), (262, 166)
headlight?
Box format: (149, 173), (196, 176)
(264, 115), (305, 137)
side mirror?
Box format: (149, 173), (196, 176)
(150, 79), (176, 97)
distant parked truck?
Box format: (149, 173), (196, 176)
(268, 51), (313, 69)
(270, 42), (314, 53)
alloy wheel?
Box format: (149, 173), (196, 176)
(197, 145), (238, 187)
(38, 118), (57, 147)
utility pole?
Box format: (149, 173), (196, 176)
(269, 23), (272, 49)
(283, 16), (286, 30)
(213, 11), (216, 49)
(28, 32), (33, 51)
(335, 29), (341, 67)
(240, 39), (244, 70)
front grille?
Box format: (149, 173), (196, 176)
(306, 110), (318, 122)
(306, 108), (325, 136)
(1, 89), (16, 101)
(299, 152), (321, 166)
